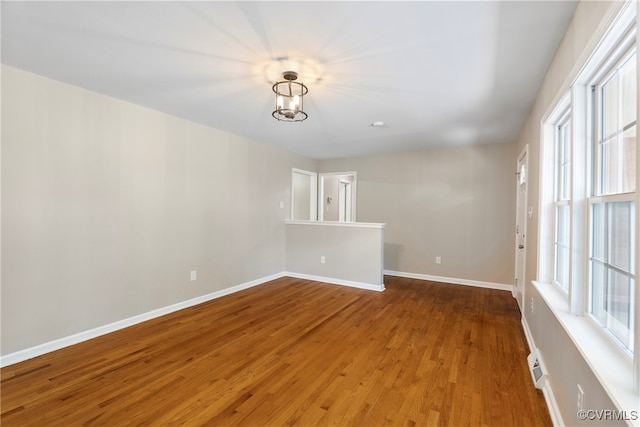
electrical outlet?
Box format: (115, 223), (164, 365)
(435, 256), (442, 265)
(577, 384), (584, 410)
(190, 270), (197, 281)
(279, 201), (284, 209)
(530, 297), (534, 313)
(320, 256), (326, 264)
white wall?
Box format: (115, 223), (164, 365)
(319, 142), (517, 286)
(1, 65), (316, 356)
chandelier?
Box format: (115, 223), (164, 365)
(272, 71), (308, 122)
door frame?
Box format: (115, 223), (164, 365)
(338, 179), (353, 222)
(514, 145), (529, 311)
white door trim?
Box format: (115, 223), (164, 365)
(514, 144), (529, 311)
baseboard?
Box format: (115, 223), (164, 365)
(542, 383), (564, 427)
(521, 316), (536, 352)
(522, 317), (564, 427)
(383, 270), (512, 291)
(0, 272), (286, 368)
(284, 272), (385, 292)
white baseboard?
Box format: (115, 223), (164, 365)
(521, 317), (564, 427)
(542, 383), (564, 427)
(0, 272), (286, 368)
(383, 270), (512, 291)
(521, 316), (536, 353)
(284, 271), (385, 292)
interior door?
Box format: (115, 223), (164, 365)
(514, 148), (528, 311)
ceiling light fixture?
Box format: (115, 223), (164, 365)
(272, 71), (308, 122)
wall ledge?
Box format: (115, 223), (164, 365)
(532, 280), (639, 423)
(285, 220), (386, 229)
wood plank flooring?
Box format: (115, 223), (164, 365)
(1, 276), (551, 426)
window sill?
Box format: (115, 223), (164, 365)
(532, 281), (639, 415)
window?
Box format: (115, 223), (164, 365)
(588, 48), (637, 352)
(537, 0), (638, 409)
(554, 112), (572, 292)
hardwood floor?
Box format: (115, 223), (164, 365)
(1, 276), (551, 426)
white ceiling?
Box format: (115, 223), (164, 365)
(1, 1), (578, 159)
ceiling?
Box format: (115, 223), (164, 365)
(1, 1), (578, 159)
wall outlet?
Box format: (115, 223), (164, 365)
(279, 201), (284, 209)
(320, 256), (326, 264)
(577, 384), (584, 410)
(530, 297), (534, 313)
(435, 256), (442, 265)
(190, 270), (197, 281)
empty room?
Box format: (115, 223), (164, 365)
(1, 1), (639, 426)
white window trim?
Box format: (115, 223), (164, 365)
(540, 92), (571, 288)
(552, 201), (571, 293)
(552, 108), (572, 293)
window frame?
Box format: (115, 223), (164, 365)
(586, 44), (637, 355)
(553, 109), (572, 293)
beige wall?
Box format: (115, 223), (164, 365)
(1, 65), (316, 355)
(292, 171), (312, 220)
(319, 142), (517, 285)
(515, 0), (630, 423)
(285, 222), (384, 287)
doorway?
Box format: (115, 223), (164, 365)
(318, 172), (357, 222)
(338, 180), (352, 222)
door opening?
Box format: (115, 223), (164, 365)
(338, 180), (352, 222)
